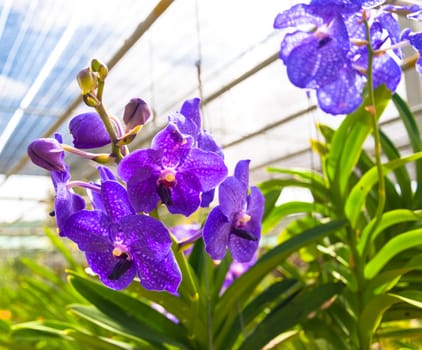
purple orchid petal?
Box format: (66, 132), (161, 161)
(51, 165), (70, 190)
(218, 177), (247, 218)
(180, 148), (228, 192)
(118, 148), (161, 181)
(69, 112), (111, 149)
(55, 182), (85, 236)
(123, 98), (151, 132)
(274, 4), (323, 30)
(126, 174), (160, 213)
(234, 159), (250, 189)
(169, 112), (198, 141)
(203, 207), (231, 260)
(51, 164), (85, 236)
(317, 67), (364, 115)
(362, 0), (385, 8)
(180, 97), (201, 130)
(101, 180), (135, 221)
(200, 189), (215, 208)
(86, 250), (137, 290)
(64, 210), (111, 251)
(372, 54), (401, 91)
(197, 130), (224, 157)
(247, 187), (265, 221)
(151, 123), (193, 167)
(27, 137), (65, 172)
(408, 9), (422, 21)
(228, 230), (259, 263)
(98, 166), (117, 182)
(279, 31), (311, 63)
(286, 36), (349, 89)
(88, 186), (106, 212)
(167, 172), (201, 216)
(121, 214), (172, 259)
(133, 250), (181, 293)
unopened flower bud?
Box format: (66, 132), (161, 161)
(123, 98), (151, 132)
(77, 67), (98, 95)
(91, 58), (108, 80)
(27, 138), (65, 171)
(69, 112), (111, 149)
(82, 93), (100, 107)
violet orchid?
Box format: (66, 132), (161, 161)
(64, 166), (181, 292)
(27, 133), (85, 235)
(170, 98), (225, 207)
(27, 135), (66, 171)
(118, 122), (227, 216)
(203, 160), (264, 262)
(273, 1), (422, 115)
(69, 112), (111, 149)
(51, 163), (85, 237)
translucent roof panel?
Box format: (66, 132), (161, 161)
(0, 0), (421, 217)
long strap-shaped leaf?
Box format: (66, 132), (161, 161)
(68, 272), (192, 349)
(392, 93), (422, 206)
(365, 228), (422, 279)
(214, 219), (347, 334)
(327, 85), (391, 204)
(238, 282), (344, 350)
(345, 151), (422, 228)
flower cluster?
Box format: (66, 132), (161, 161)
(274, 0), (422, 115)
(27, 60), (264, 293)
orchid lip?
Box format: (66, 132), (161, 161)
(232, 227), (258, 241)
(108, 247), (132, 280)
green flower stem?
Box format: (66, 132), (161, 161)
(96, 79), (105, 101)
(364, 14), (385, 223)
(95, 102), (124, 162)
(353, 14), (386, 350)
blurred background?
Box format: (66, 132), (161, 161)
(0, 0), (421, 257)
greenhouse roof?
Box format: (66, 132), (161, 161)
(0, 0), (422, 226)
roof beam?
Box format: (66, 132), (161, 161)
(3, 0), (175, 182)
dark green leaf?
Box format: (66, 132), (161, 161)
(345, 152), (422, 228)
(215, 220), (347, 331)
(327, 85), (391, 202)
(68, 273), (191, 349)
(365, 228), (422, 279)
(392, 93), (422, 205)
(238, 283), (344, 350)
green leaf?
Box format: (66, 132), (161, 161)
(377, 327), (422, 339)
(266, 167), (325, 186)
(216, 279), (302, 349)
(390, 290), (422, 309)
(362, 255), (422, 301)
(11, 320), (73, 341)
(379, 130), (413, 207)
(345, 152), (422, 228)
(238, 283), (344, 350)
(365, 228), (422, 279)
(263, 201), (328, 234)
(392, 93), (422, 205)
(261, 188), (282, 221)
(359, 290), (422, 346)
(358, 209), (422, 257)
(214, 220), (347, 332)
(19, 257), (63, 286)
(327, 85), (391, 202)
(69, 304), (166, 349)
(68, 272), (191, 349)
(358, 293), (399, 347)
(65, 330), (143, 350)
